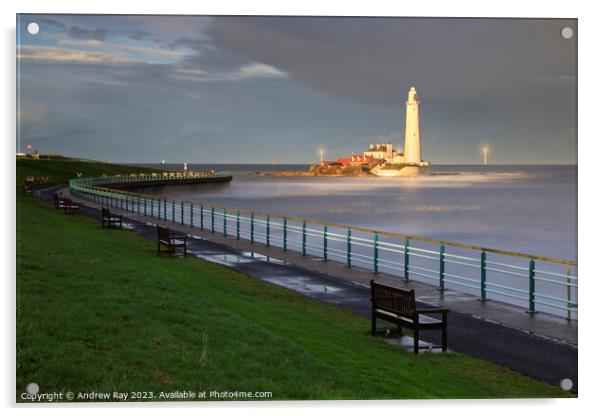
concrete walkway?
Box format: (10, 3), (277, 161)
(53, 187), (578, 390)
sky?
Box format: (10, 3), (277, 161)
(17, 15), (577, 164)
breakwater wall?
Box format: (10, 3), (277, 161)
(91, 171), (232, 190)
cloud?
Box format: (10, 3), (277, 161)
(172, 62), (286, 82)
(238, 63), (286, 78)
(18, 39), (190, 64)
(38, 17), (110, 40)
(17, 45), (135, 63)
(67, 26), (108, 41)
(58, 38), (188, 61)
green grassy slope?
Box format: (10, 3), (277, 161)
(16, 160), (572, 401)
(16, 159), (156, 187)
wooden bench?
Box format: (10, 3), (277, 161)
(62, 198), (81, 214)
(23, 182), (34, 196)
(156, 225), (188, 256)
(101, 207), (122, 228)
(370, 280), (448, 353)
(53, 193), (65, 209)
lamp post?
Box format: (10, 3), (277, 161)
(482, 146), (489, 166)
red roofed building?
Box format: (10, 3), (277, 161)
(336, 154), (375, 165)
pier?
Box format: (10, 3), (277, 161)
(91, 170), (232, 190)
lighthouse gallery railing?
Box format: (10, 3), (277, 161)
(70, 173), (578, 319)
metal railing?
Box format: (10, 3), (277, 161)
(70, 174), (578, 319)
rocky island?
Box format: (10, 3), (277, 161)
(252, 86), (431, 178)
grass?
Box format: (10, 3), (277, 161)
(16, 158), (157, 187)
(16, 159), (573, 401)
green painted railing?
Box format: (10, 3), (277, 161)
(70, 174), (578, 319)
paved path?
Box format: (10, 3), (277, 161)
(48, 187), (578, 391)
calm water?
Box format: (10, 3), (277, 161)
(135, 164), (577, 261)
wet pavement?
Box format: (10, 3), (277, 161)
(42, 187), (578, 391)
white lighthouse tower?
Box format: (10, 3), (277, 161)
(403, 86), (421, 164)
(371, 86), (430, 177)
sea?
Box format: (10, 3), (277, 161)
(135, 164), (577, 262)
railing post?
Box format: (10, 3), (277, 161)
(566, 267), (573, 321)
(137, 196), (141, 214)
(211, 207), (215, 233)
(528, 259), (536, 314)
(172, 200), (175, 223)
(201, 204), (205, 230)
(250, 213), (255, 243)
(439, 244), (445, 292)
(373, 233), (379, 274)
(144, 198), (147, 216)
(181, 201), (184, 225)
(347, 229), (352, 267)
(163, 199), (167, 221)
(150, 198), (153, 217)
(323, 225), (328, 261)
(302, 222), (307, 256)
(283, 218), (288, 251)
(223, 208), (227, 236)
(236, 211), (240, 240)
(404, 239), (410, 282)
(480, 251), (487, 301)
(190, 202), (193, 227)
(266, 216), (271, 247)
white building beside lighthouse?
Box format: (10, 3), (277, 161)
(371, 86), (430, 177)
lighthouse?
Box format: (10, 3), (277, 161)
(370, 86), (430, 177)
(403, 86), (421, 164)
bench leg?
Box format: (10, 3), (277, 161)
(371, 312), (376, 336)
(413, 328), (419, 354)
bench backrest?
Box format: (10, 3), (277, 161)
(370, 280), (416, 318)
(157, 225), (171, 240)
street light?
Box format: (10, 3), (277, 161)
(482, 146), (489, 166)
